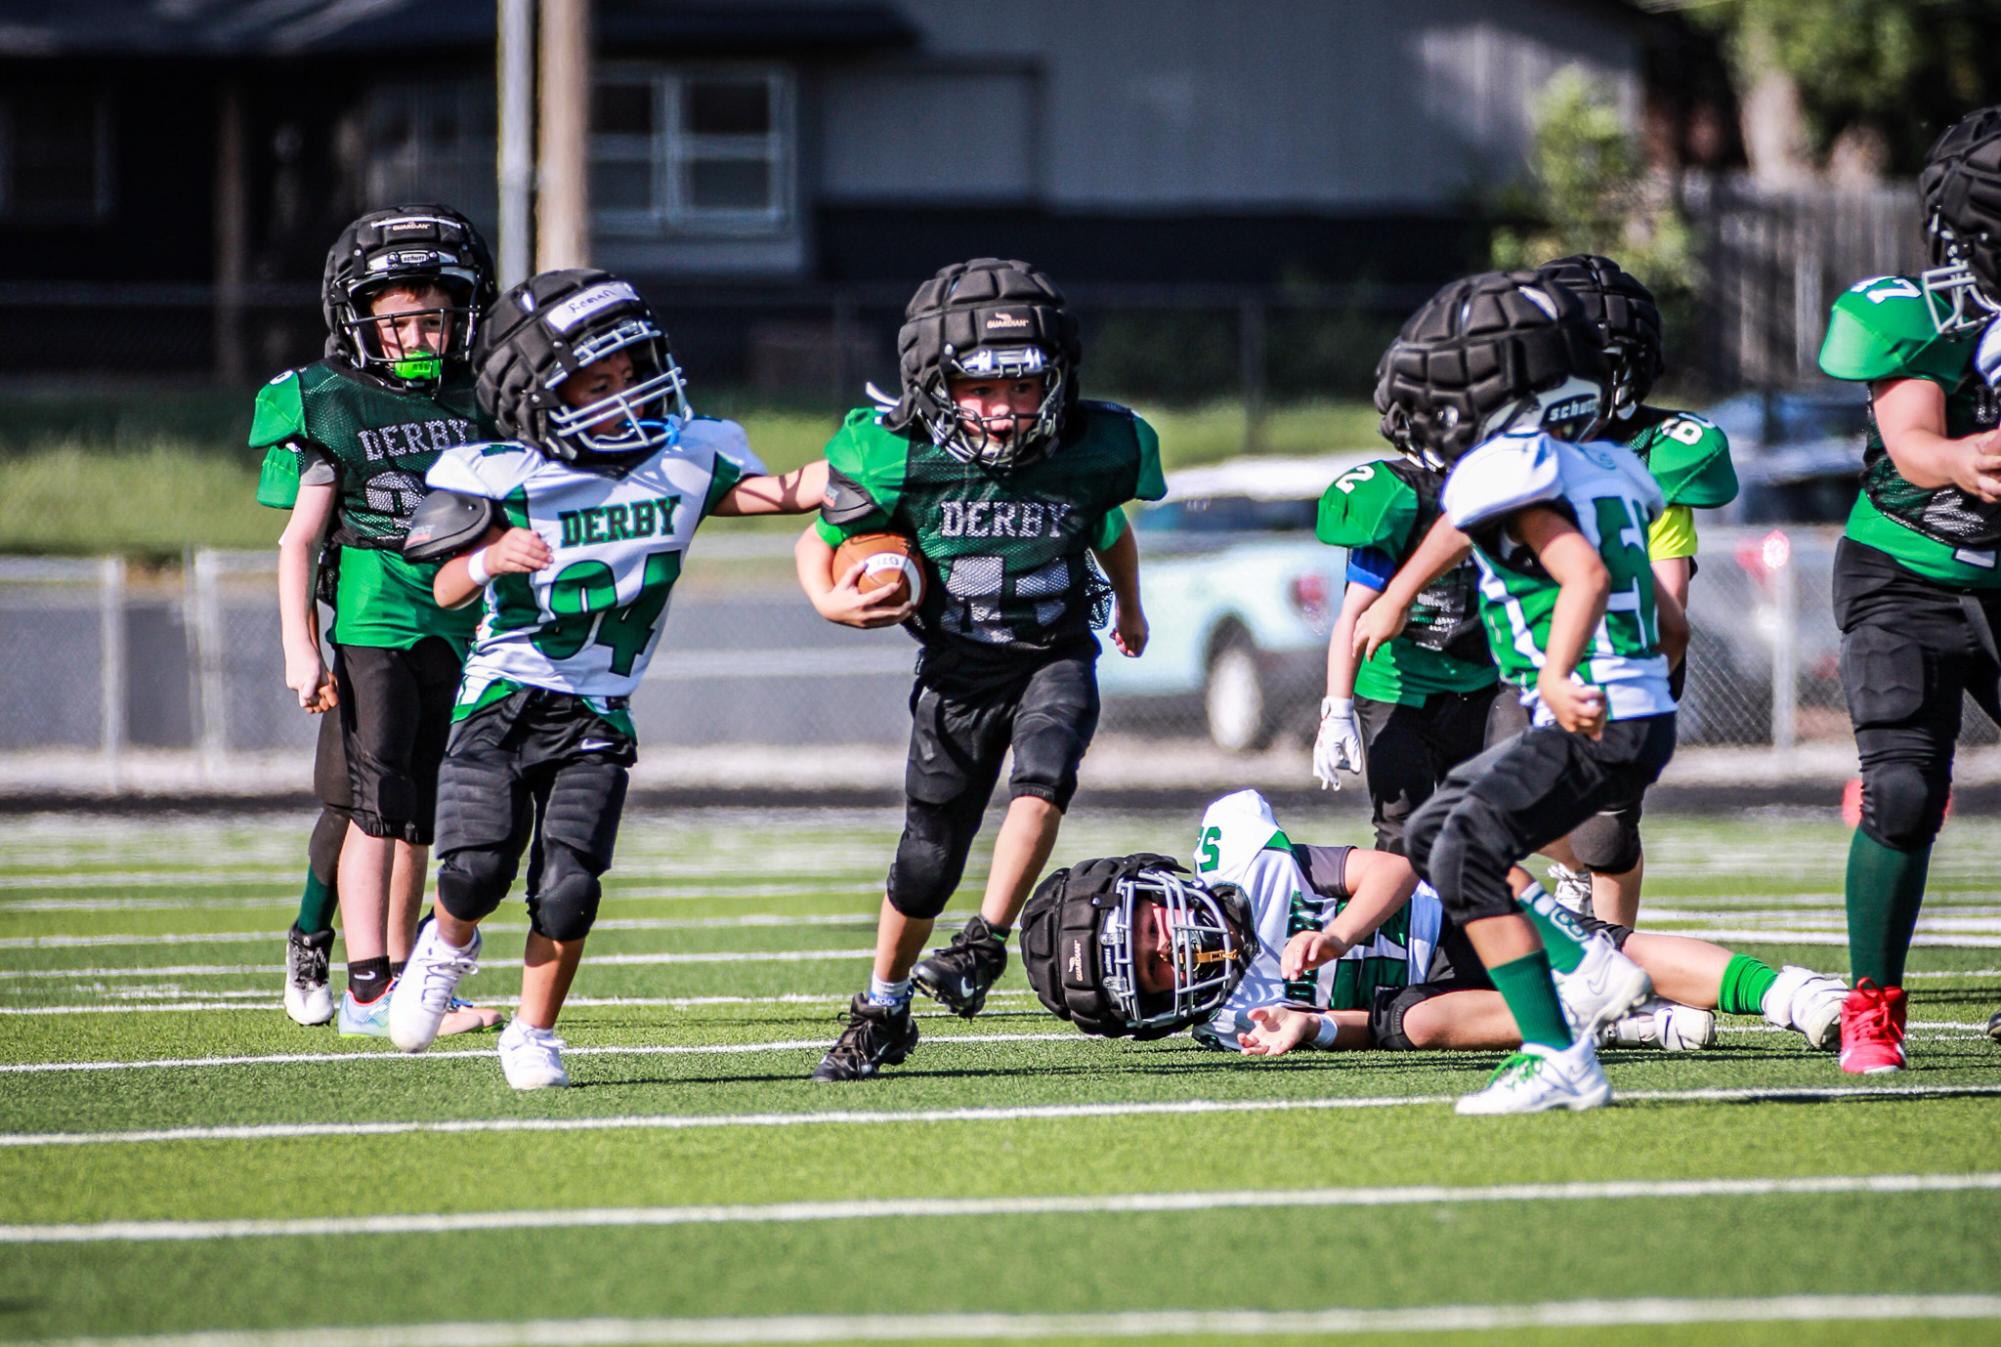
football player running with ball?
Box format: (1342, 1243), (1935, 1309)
(385, 271), (827, 1088)
(1816, 109), (2001, 1072)
(797, 258), (1165, 1081)
(1365, 271), (1679, 1114)
(258, 204), (503, 1038)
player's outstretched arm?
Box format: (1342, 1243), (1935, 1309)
(1314, 581), (1376, 788)
(1514, 505), (1609, 738)
(712, 459), (831, 517)
(1280, 845), (1418, 979)
(1352, 516), (1470, 660)
(277, 480), (338, 713)
(433, 525), (550, 609)
(1090, 523), (1147, 657)
(793, 524), (912, 628)
(1871, 377), (2001, 502)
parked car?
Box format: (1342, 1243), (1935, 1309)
(1701, 387), (1868, 526)
(1098, 452), (1374, 751)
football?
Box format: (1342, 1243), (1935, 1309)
(833, 531), (926, 607)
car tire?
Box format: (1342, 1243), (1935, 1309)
(1204, 630), (1275, 753)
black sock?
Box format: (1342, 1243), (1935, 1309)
(348, 957), (391, 1004)
(389, 961), (408, 980)
(987, 923), (1011, 941)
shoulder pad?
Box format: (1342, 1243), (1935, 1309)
(823, 407), (909, 506)
(821, 466), (882, 527)
(1821, 277), (1973, 383)
(1315, 459), (1416, 549)
(248, 369), (307, 452)
(424, 440), (534, 498)
(402, 489), (495, 562)
(1442, 433), (1562, 530)
(679, 416), (767, 478)
(1632, 409), (1738, 508)
(1195, 789), (1287, 884)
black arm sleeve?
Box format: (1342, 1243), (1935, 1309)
(402, 489), (495, 562)
(1291, 844), (1354, 901)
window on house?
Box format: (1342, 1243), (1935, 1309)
(593, 68), (793, 236)
(0, 89), (113, 222)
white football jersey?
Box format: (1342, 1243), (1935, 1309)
(1441, 431), (1674, 725)
(1187, 789), (1441, 1051)
(426, 416), (764, 722)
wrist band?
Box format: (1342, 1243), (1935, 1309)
(1312, 1015), (1340, 1050)
(465, 547), (493, 586)
(1320, 695), (1354, 719)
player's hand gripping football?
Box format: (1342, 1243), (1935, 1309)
(1351, 599), (1408, 661)
(1311, 696), (1361, 789)
(819, 560), (915, 628)
(1958, 427), (2001, 504)
(284, 646), (338, 714)
(1239, 1005), (1324, 1057)
(1111, 602), (1148, 657)
(485, 527), (554, 574)
(1538, 670), (1607, 740)
(1281, 927), (1351, 980)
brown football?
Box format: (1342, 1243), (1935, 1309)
(833, 531), (926, 607)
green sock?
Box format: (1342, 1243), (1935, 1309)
(1845, 831), (1930, 986)
(1515, 884), (1588, 974)
(1717, 953), (1778, 1017)
(296, 870), (339, 936)
(1488, 950), (1574, 1049)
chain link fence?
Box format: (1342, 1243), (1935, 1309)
(3, 527), (1997, 792)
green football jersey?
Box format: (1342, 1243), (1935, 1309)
(813, 400), (1167, 667)
(1315, 457), (1495, 706)
(1818, 275), (2001, 588)
(250, 360), (497, 649)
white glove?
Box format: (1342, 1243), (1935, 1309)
(1977, 316), (2001, 389)
(1311, 696), (1362, 790)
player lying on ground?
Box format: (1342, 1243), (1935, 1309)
(795, 258), (1165, 1081)
(385, 269), (827, 1088)
(1019, 790), (1846, 1060)
(260, 203), (506, 1037)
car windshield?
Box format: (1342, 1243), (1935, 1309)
(1141, 496), (1319, 534)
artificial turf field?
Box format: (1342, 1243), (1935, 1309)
(1, 804), (1997, 1345)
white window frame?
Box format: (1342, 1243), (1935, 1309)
(594, 65), (795, 239)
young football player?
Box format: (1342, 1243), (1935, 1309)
(796, 257), (1164, 1081)
(260, 204), (503, 1036)
(1365, 270), (1679, 1113)
(386, 269), (827, 1088)
(1018, 789), (1847, 1058)
(1311, 432), (1505, 853)
(1816, 108), (2001, 1072)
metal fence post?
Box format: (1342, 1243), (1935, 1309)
(98, 555), (126, 782)
(1772, 535), (1798, 751)
(192, 549), (229, 783)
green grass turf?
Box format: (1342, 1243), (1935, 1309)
(0, 807), (1997, 1345)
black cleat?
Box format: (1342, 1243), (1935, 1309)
(1988, 1008), (2001, 1045)
(283, 923), (336, 1026)
(911, 916), (1009, 1019)
(811, 994), (920, 1081)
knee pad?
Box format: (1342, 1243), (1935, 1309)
(887, 797), (980, 919)
(1860, 760), (1950, 851)
(435, 847), (517, 924)
(1369, 984), (1443, 1051)
(527, 843), (604, 942)
(1428, 797), (1518, 923)
(1570, 809), (1642, 874)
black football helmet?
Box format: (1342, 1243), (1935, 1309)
(1375, 271), (1610, 471)
(473, 269), (691, 464)
(1536, 254), (1664, 422)
(885, 258), (1081, 471)
(1919, 107), (2001, 336)
(323, 204), (495, 387)
(1020, 853), (1256, 1040)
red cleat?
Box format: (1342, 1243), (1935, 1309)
(1839, 980), (1907, 1074)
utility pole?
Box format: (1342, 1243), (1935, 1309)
(536, 0), (591, 271)
(496, 0), (535, 289)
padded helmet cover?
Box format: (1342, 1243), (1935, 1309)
(1921, 107), (2001, 311)
(1536, 254), (1663, 415)
(322, 204), (496, 370)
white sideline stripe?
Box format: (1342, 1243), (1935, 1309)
(0, 949), (881, 981)
(0, 1032), (1074, 1075)
(4, 1022), (1991, 1075)
(0, 914), (885, 950)
(0, 990), (1044, 1017)
(1663, 927), (2001, 949)
(6, 1082), (1999, 1149)
(0, 885), (879, 913)
(17, 1296), (2001, 1346)
(5, 1172), (1997, 1246)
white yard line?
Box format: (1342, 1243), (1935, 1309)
(0, 948), (881, 980)
(3, 1172), (1996, 1246)
(4, 1083), (1998, 1149)
(0, 914), (885, 951)
(0, 990), (1043, 1016)
(17, 1295), (2001, 1345)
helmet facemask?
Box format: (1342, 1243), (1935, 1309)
(1920, 218), (2000, 336)
(338, 273), (480, 388)
(912, 342), (1066, 471)
(1098, 870), (1253, 1035)
(543, 313), (691, 463)
(324, 207), (495, 390)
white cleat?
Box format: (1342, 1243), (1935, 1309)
(1555, 935), (1653, 1038)
(498, 1019), (570, 1089)
(388, 923), (481, 1053)
(282, 924), (336, 1027)
(1546, 863), (1594, 921)
(1600, 997), (1716, 1051)
(1766, 964), (1847, 1051)
(1455, 1037), (1612, 1116)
